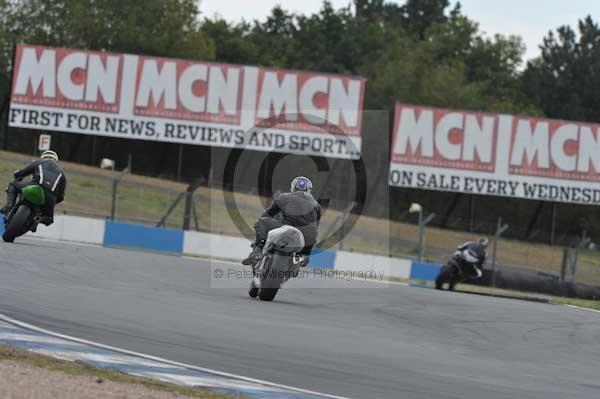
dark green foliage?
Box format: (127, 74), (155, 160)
(200, 0), (536, 113)
(523, 16), (600, 122)
(1, 0), (215, 58)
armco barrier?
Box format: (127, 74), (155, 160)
(334, 251), (411, 279)
(40, 215), (105, 244)
(410, 262), (442, 281)
(104, 220), (183, 253)
(61, 216), (105, 244)
(183, 230), (249, 260)
(5, 215), (442, 280)
(1, 215), (105, 244)
(308, 248), (336, 270)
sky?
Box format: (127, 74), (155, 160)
(199, 0), (600, 63)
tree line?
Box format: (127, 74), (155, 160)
(0, 0), (598, 244)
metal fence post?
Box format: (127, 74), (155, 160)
(572, 248), (579, 283)
(183, 191), (193, 230)
(417, 212), (435, 262)
(157, 192), (185, 228)
(190, 197), (200, 231)
(491, 217), (509, 287)
(110, 178), (119, 220)
(182, 180), (205, 230)
(417, 210), (423, 261)
(560, 248), (568, 283)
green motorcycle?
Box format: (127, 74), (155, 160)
(2, 184), (48, 242)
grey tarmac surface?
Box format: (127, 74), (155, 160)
(0, 238), (599, 399)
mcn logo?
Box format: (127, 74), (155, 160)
(12, 46), (122, 113)
(509, 118), (600, 180)
(392, 105), (497, 172)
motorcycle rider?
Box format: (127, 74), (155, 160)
(242, 176), (321, 266)
(455, 237), (488, 278)
(1, 150), (66, 227)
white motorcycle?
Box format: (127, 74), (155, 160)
(249, 225), (306, 301)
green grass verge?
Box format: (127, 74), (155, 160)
(454, 283), (600, 311)
(454, 283), (551, 302)
(548, 297), (600, 311)
(0, 344), (241, 398)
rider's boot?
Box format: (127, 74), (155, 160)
(0, 185), (17, 215)
(242, 241), (264, 266)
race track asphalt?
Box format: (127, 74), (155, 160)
(0, 238), (599, 399)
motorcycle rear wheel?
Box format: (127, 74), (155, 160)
(257, 255), (283, 301)
(258, 288), (279, 301)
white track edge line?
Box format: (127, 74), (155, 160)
(564, 304), (600, 314)
(0, 313), (351, 399)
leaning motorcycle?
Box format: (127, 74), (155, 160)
(249, 225), (306, 301)
(435, 248), (481, 291)
(2, 183), (47, 243)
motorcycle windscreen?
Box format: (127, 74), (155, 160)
(21, 184), (45, 206)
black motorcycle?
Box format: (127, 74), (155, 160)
(435, 248), (482, 291)
(2, 183), (48, 243)
(249, 225), (306, 302)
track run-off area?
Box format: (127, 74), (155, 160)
(0, 238), (599, 399)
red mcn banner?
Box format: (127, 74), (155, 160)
(390, 103), (600, 205)
(9, 44), (366, 159)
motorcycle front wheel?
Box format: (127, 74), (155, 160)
(2, 205), (31, 243)
(435, 264), (457, 290)
(248, 280), (259, 298)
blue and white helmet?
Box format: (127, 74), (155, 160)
(291, 176), (313, 193)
